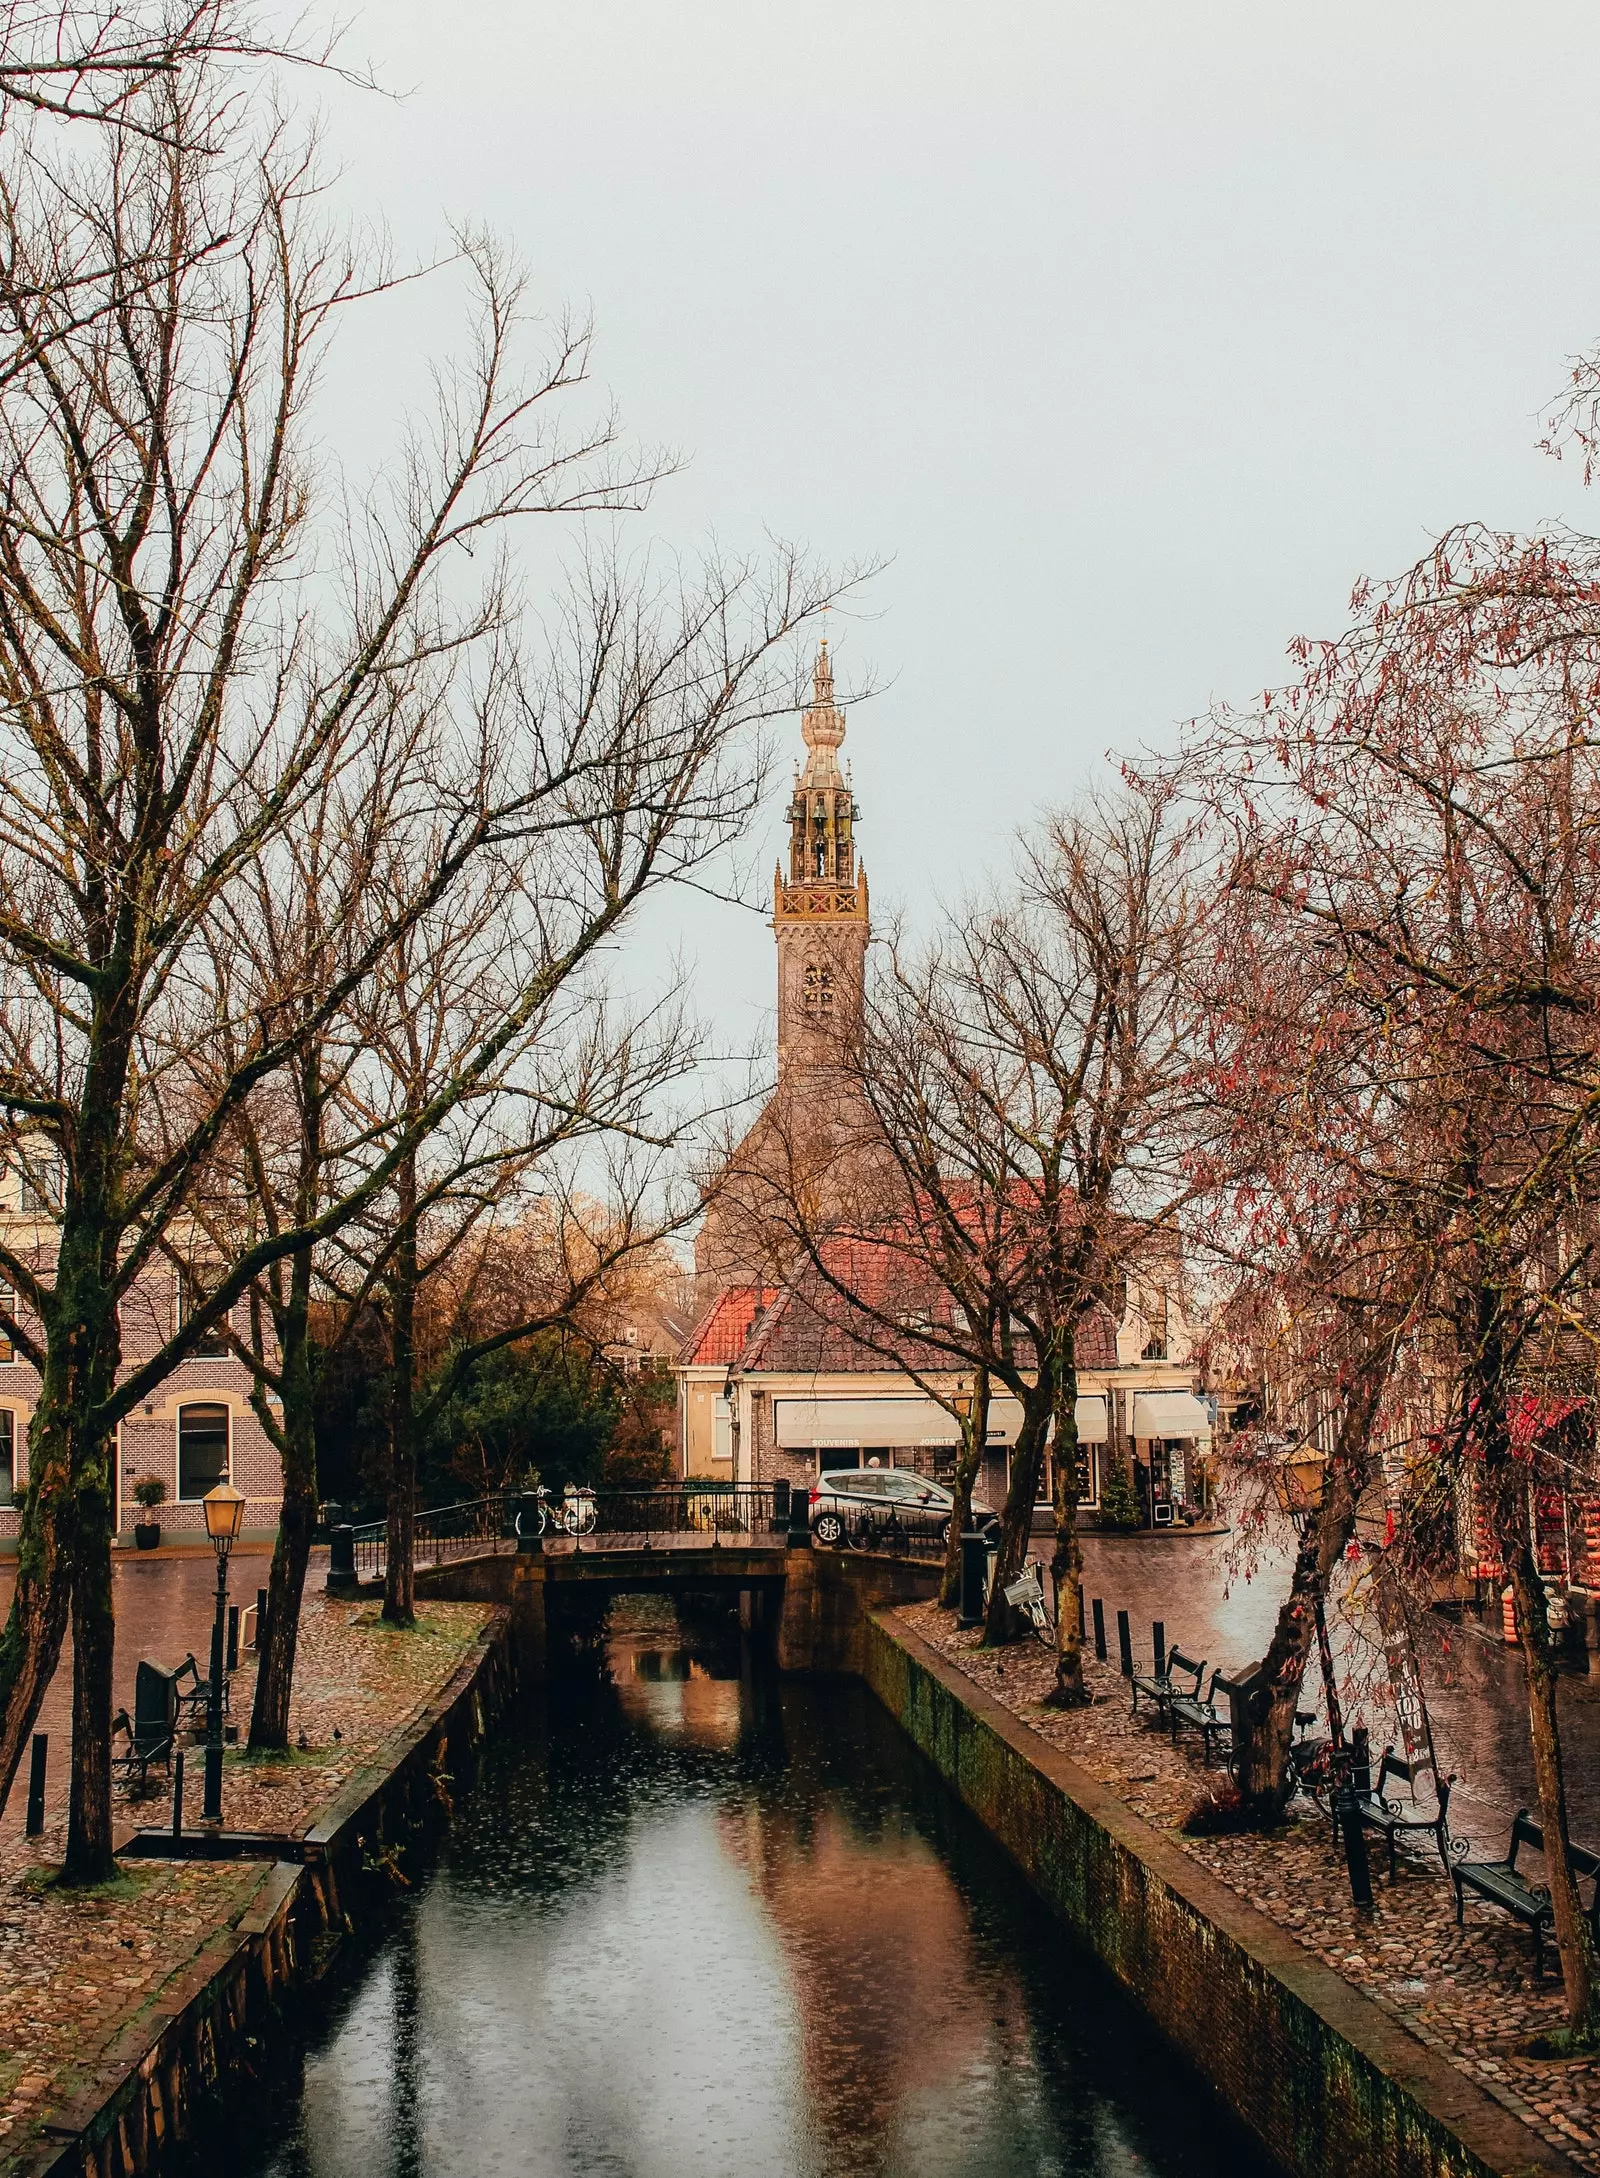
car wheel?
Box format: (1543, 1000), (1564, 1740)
(937, 1519), (951, 1546)
(813, 1511), (844, 1547)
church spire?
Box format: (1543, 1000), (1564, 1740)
(799, 637), (847, 788)
(786, 640), (858, 883)
(772, 640), (868, 1075)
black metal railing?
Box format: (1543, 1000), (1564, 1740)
(345, 1483), (793, 1578)
(349, 1493), (513, 1581)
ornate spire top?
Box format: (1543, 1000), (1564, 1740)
(800, 639), (846, 784)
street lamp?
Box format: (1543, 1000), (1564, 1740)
(202, 1480), (244, 1821)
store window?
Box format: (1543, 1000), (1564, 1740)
(177, 1402), (230, 1500)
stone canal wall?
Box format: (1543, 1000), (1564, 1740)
(861, 1608), (1579, 2178)
(16, 1613), (516, 2178)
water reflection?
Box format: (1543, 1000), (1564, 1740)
(200, 1599), (1279, 2178)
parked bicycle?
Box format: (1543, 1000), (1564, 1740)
(519, 1484), (598, 1539)
(1003, 1561), (1055, 1646)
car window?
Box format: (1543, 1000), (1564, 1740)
(886, 1473), (930, 1500)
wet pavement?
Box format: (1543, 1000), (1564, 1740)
(0, 1545), (274, 1845)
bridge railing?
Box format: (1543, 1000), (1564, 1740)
(345, 1483), (790, 1578)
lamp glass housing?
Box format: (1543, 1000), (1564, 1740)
(203, 1479), (245, 1549)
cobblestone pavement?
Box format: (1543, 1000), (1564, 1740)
(0, 1575), (494, 2167)
(900, 1599), (1600, 2174)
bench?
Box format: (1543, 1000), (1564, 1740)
(1132, 1645), (1203, 1719)
(172, 1650), (228, 1730)
(1344, 1747), (1455, 1878)
(111, 1660), (176, 1793)
(1453, 1810), (1600, 1977)
(1169, 1665), (1232, 1765)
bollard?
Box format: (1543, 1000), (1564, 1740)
(1153, 1621), (1166, 1680)
(226, 1603), (240, 1674)
(1116, 1609), (1134, 1678)
(255, 1588), (268, 1648)
(1335, 1783), (1374, 1909)
(787, 1486), (812, 1549)
(24, 1733), (45, 1838)
(203, 1741), (222, 1824)
(1091, 1598), (1107, 1662)
(327, 1523), (358, 1594)
(958, 1530), (989, 1628)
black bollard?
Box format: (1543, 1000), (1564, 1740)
(226, 1603), (240, 1674)
(1335, 1783), (1374, 1909)
(327, 1523), (357, 1594)
(1116, 1609), (1134, 1678)
(172, 1749), (184, 1840)
(959, 1530), (989, 1628)
(203, 1741), (223, 1824)
(1153, 1621), (1166, 1679)
(1092, 1598), (1107, 1662)
(255, 1588), (268, 1648)
(24, 1732), (45, 1837)
(787, 1487), (812, 1549)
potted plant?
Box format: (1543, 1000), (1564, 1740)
(131, 1474), (167, 1549)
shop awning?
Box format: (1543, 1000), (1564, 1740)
(775, 1396), (961, 1448)
(986, 1395), (1107, 1444)
(1131, 1391), (1212, 1440)
(1073, 1394), (1108, 1443)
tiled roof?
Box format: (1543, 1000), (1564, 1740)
(679, 1286), (776, 1367)
(739, 1245), (1118, 1376)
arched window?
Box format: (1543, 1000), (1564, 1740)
(177, 1402), (230, 1501)
(814, 840), (827, 876)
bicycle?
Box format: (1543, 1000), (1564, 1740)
(519, 1484), (598, 1539)
(1003, 1561), (1055, 1646)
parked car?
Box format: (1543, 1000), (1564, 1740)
(808, 1468), (1000, 1549)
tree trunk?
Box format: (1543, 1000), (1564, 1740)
(383, 1162), (419, 1629)
(1507, 1532), (1598, 2034)
(64, 1506), (114, 1883)
(0, 1402), (75, 1816)
(938, 1367), (990, 1608)
(982, 1375), (1054, 1645)
(248, 1268), (317, 1747)
(1045, 1355), (1088, 1707)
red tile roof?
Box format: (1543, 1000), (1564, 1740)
(679, 1286), (776, 1367)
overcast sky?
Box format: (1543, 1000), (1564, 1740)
(300, 0), (1600, 1055)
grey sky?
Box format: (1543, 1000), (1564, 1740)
(305, 0), (1600, 1052)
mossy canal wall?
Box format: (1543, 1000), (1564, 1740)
(862, 1608), (1580, 2178)
(15, 1613), (518, 2178)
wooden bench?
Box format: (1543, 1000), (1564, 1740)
(1132, 1645), (1203, 1718)
(1344, 1747), (1455, 1878)
(173, 1649), (228, 1730)
(1453, 1810), (1600, 1977)
(111, 1660), (176, 1793)
(1169, 1665), (1231, 1765)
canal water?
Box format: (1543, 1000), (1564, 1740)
(197, 1599), (1281, 2178)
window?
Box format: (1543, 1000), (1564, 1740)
(176, 1272), (231, 1358)
(0, 1281), (15, 1365)
(712, 1396), (733, 1462)
(0, 1409), (14, 1503)
(18, 1156), (59, 1211)
(177, 1403), (230, 1500)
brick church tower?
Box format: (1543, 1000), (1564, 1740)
(693, 642), (873, 1294)
(775, 641), (868, 1076)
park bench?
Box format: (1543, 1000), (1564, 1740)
(111, 1660), (176, 1793)
(1169, 1664), (1232, 1765)
(172, 1650), (228, 1730)
(1132, 1645), (1203, 1719)
(1453, 1810), (1600, 1977)
(1343, 1747), (1455, 1878)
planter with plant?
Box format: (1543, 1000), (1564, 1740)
(131, 1474), (167, 1549)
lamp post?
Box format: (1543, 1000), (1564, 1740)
(202, 1480), (245, 1821)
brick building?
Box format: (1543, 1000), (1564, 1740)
(0, 1170), (281, 1552)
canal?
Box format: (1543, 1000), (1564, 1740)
(193, 1598), (1282, 2178)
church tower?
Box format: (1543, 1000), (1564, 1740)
(774, 641), (869, 1074)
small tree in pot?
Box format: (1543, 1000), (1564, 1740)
(130, 1476), (166, 1550)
